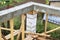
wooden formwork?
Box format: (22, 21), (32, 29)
(0, 11), (60, 40)
(0, 2), (60, 40)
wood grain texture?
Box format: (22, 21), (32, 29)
(10, 18), (14, 40)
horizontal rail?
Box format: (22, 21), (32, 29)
(0, 27), (10, 31)
(46, 27), (60, 33)
(25, 31), (50, 37)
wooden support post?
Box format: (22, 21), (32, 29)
(45, 12), (48, 33)
(0, 23), (2, 40)
(17, 14), (25, 40)
(44, 12), (48, 40)
(10, 18), (14, 40)
(21, 14), (25, 40)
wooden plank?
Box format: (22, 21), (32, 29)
(45, 12), (48, 33)
(25, 31), (50, 37)
(17, 14), (26, 40)
(44, 12), (48, 39)
(21, 14), (25, 40)
(10, 18), (14, 40)
(46, 27), (60, 33)
(0, 27), (10, 31)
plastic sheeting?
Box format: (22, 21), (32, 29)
(43, 14), (60, 24)
(26, 14), (37, 33)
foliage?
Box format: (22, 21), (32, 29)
(36, 13), (44, 33)
(14, 16), (21, 30)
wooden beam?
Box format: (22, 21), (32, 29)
(45, 12), (48, 33)
(25, 31), (50, 37)
(0, 27), (10, 31)
(17, 15), (25, 40)
(17, 14), (26, 40)
(44, 12), (48, 39)
(10, 18), (14, 40)
(46, 27), (60, 33)
(21, 14), (25, 40)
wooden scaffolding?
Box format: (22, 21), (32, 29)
(0, 2), (60, 40)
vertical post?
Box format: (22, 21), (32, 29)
(21, 14), (25, 40)
(10, 18), (14, 40)
(44, 12), (48, 40)
(45, 12), (48, 33)
(0, 23), (2, 40)
(17, 14), (25, 40)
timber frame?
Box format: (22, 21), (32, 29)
(0, 1), (60, 40)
